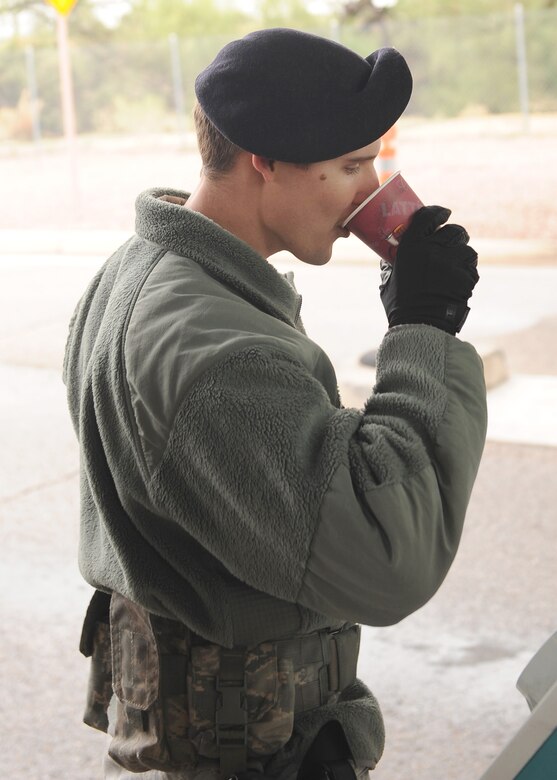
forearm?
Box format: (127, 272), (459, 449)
(298, 324), (487, 624)
(153, 331), (486, 626)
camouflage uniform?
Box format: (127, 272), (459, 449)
(83, 593), (366, 780)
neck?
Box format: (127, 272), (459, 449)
(185, 158), (276, 259)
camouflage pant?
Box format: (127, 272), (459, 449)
(103, 746), (220, 780)
(102, 696), (370, 780)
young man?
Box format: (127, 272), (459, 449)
(64, 28), (486, 780)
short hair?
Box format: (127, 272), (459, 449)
(193, 102), (242, 179)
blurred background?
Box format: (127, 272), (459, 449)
(1, 0), (557, 236)
(2, 0), (557, 140)
(0, 1), (556, 779)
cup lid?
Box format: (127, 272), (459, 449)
(341, 170), (401, 227)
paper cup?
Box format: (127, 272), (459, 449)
(342, 171), (423, 263)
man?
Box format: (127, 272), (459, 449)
(64, 28), (486, 780)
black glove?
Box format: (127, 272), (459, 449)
(379, 205), (479, 335)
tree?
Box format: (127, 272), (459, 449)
(254, 0), (316, 27)
(0, 0), (116, 44)
(339, 0), (557, 24)
(116, 0), (250, 40)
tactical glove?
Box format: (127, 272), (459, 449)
(379, 205), (479, 335)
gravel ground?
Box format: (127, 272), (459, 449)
(1, 114), (557, 779)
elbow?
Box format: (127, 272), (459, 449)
(358, 559), (447, 626)
(381, 564), (446, 623)
(298, 545), (451, 629)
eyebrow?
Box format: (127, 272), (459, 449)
(343, 154), (378, 163)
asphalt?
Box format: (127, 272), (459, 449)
(0, 232), (556, 780)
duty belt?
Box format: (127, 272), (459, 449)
(80, 591), (361, 778)
(171, 624), (362, 777)
(276, 625), (361, 712)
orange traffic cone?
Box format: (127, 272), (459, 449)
(377, 124), (397, 184)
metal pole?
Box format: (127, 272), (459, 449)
(169, 33), (187, 141)
(330, 18), (341, 42)
(56, 12), (80, 217)
(25, 45), (42, 145)
(514, 2), (530, 134)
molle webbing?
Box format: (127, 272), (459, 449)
(275, 625), (361, 712)
(80, 591), (361, 777)
(176, 624), (361, 777)
(215, 648), (249, 778)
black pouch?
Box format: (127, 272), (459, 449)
(80, 590), (112, 733)
(108, 592), (197, 773)
(80, 592), (297, 774)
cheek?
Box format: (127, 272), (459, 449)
(265, 189), (311, 237)
(319, 180), (357, 214)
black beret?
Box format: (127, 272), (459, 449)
(195, 27), (412, 163)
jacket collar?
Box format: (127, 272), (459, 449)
(135, 188), (302, 328)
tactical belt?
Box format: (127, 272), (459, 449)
(169, 624), (362, 778)
(276, 625), (361, 712)
(80, 591), (361, 779)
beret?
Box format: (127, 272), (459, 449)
(195, 27), (413, 163)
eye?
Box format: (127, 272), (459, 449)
(345, 165), (360, 176)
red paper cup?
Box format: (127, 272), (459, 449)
(342, 171), (423, 263)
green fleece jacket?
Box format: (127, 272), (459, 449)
(63, 187), (487, 771)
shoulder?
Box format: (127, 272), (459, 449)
(124, 250), (336, 470)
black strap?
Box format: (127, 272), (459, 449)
(79, 590), (111, 657)
(333, 625), (360, 692)
(216, 648), (248, 778)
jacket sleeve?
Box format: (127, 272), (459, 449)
(299, 325), (487, 624)
(150, 323), (487, 627)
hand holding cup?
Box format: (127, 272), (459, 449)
(379, 205), (480, 335)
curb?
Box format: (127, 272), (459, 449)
(478, 345), (509, 390)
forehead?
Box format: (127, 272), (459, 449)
(337, 139), (382, 162)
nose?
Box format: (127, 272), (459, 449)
(353, 166), (380, 208)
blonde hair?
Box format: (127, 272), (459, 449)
(193, 102), (242, 179)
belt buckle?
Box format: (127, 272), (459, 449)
(215, 676), (248, 748)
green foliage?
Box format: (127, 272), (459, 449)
(1, 1), (556, 140)
(0, 40), (26, 107)
(254, 0), (316, 27)
(0, 0), (117, 44)
(117, 0), (250, 40)
(387, 0), (557, 18)
(340, 6), (557, 117)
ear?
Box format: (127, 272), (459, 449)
(251, 155), (276, 182)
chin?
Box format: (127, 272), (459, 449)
(296, 245), (333, 266)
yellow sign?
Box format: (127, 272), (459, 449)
(45, 0), (78, 15)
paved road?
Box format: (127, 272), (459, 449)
(0, 254), (556, 779)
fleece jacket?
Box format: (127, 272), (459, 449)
(63, 188), (487, 772)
